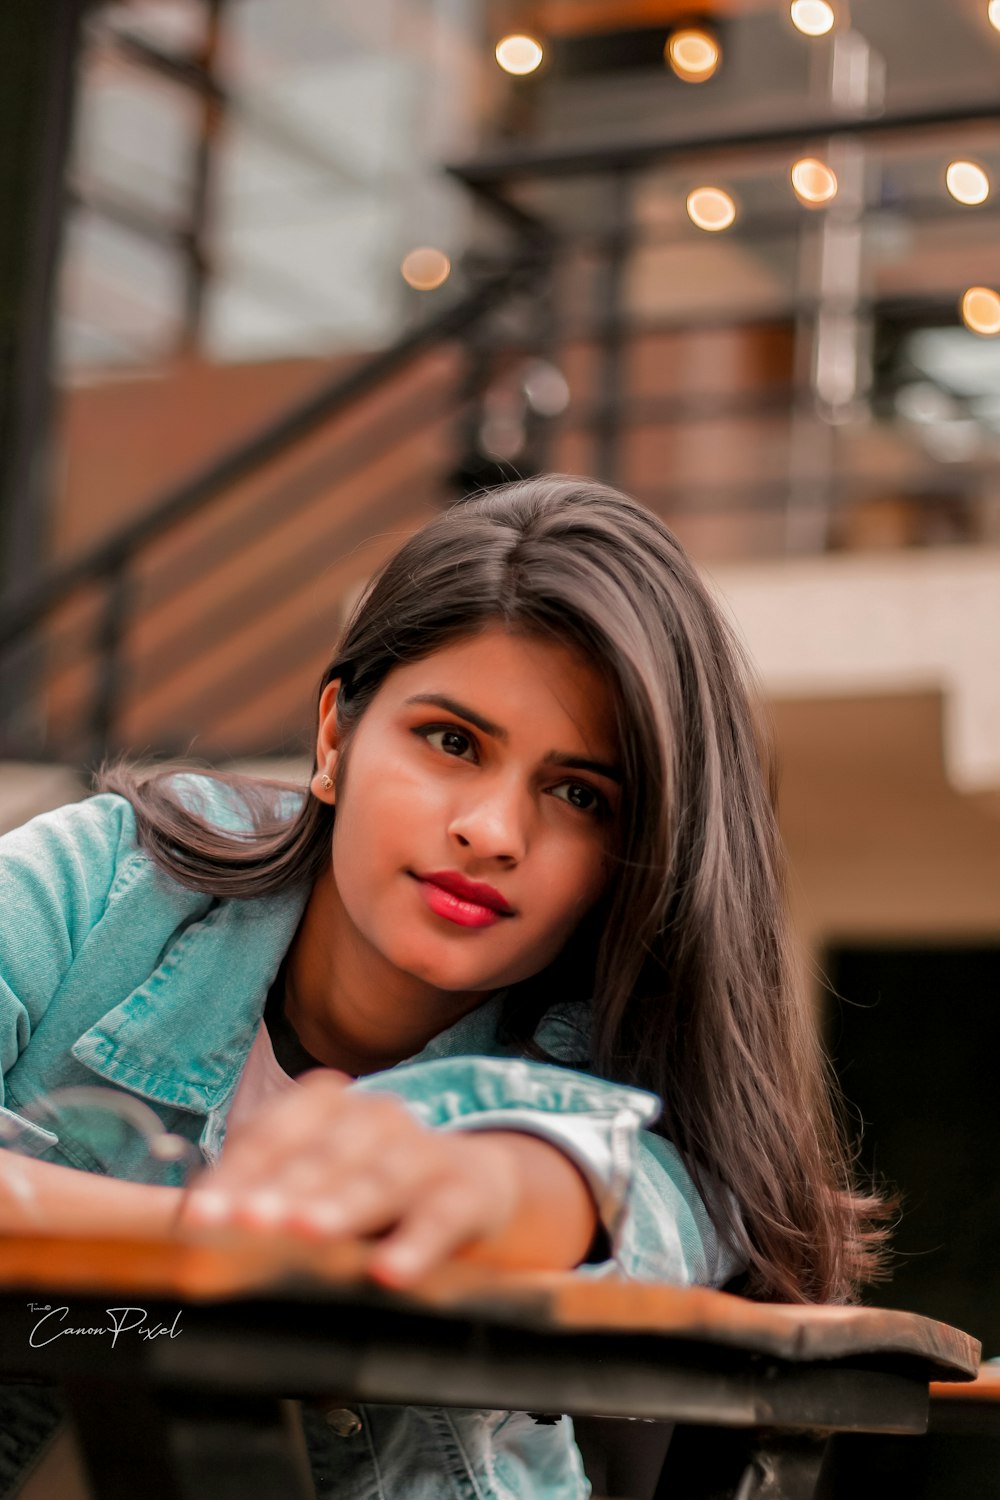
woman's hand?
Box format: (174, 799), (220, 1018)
(182, 1071), (596, 1286)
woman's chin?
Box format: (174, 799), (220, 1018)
(388, 941), (506, 1000)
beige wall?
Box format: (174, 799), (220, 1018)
(772, 693), (1000, 969)
(707, 548), (1000, 980)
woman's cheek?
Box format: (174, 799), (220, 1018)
(373, 753), (450, 815)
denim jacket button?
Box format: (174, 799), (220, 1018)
(324, 1407), (363, 1437)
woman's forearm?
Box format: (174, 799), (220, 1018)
(0, 1150), (182, 1237)
(0, 1131), (599, 1280)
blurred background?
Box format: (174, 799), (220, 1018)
(0, 0), (998, 1392)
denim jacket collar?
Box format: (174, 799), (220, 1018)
(71, 886), (309, 1115)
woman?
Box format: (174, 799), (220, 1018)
(0, 476), (885, 1498)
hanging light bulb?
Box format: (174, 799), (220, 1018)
(961, 286), (1000, 335)
(666, 26), (720, 82)
(945, 160), (990, 206)
(495, 34), (544, 75)
(686, 187), (737, 232)
(790, 157), (839, 204)
(401, 247), (451, 291)
(790, 0), (836, 35)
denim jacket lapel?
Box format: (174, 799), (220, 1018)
(70, 886), (308, 1116)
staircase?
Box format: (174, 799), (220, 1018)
(3, 235), (803, 773)
(49, 343), (463, 761)
(0, 253), (540, 771)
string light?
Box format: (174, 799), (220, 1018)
(790, 157), (838, 204)
(686, 187), (737, 232)
(666, 26), (720, 82)
(961, 286), (1000, 335)
(945, 160), (990, 205)
(495, 34), (544, 75)
(790, 0), (835, 35)
(401, 247), (451, 291)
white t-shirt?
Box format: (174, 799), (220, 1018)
(225, 1022), (299, 1139)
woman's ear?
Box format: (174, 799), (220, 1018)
(312, 679), (342, 804)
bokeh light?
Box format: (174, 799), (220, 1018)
(495, 34), (544, 75)
(989, 0), (1000, 32)
(521, 360), (571, 417)
(790, 157), (839, 204)
(961, 286), (1000, 335)
(401, 247), (451, 291)
(666, 27), (721, 82)
(945, 160), (990, 205)
(686, 187), (737, 232)
(790, 0), (836, 35)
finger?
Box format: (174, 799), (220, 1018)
(366, 1178), (501, 1287)
(188, 1091), (424, 1231)
(185, 1075), (351, 1226)
(235, 1120), (440, 1237)
(211, 1071), (394, 1195)
(214, 1070), (352, 1183)
(283, 1140), (431, 1239)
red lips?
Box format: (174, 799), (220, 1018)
(418, 871), (514, 915)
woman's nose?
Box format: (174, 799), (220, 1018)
(447, 781), (529, 863)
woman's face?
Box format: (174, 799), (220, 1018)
(316, 624), (622, 1009)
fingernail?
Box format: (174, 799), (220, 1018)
(372, 1246), (423, 1284)
(300, 1202), (346, 1235)
(243, 1190), (289, 1227)
(187, 1190), (232, 1226)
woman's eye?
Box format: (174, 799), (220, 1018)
(421, 727), (477, 761)
(550, 781), (605, 816)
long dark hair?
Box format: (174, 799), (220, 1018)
(102, 475), (887, 1303)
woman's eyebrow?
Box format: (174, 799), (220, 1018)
(404, 693), (622, 784)
(544, 751), (623, 785)
(404, 693), (507, 740)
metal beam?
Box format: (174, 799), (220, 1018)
(0, 256), (541, 649)
(450, 96), (1000, 189)
(0, 0), (85, 588)
(0, 0), (86, 745)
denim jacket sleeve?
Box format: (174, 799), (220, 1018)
(354, 1055), (743, 1287)
(0, 789), (744, 1291)
(0, 795), (134, 1153)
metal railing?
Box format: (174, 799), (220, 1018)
(0, 249), (547, 764)
(6, 89), (1000, 765)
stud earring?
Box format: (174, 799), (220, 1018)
(319, 773), (334, 792)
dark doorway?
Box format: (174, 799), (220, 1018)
(825, 944), (1000, 1353)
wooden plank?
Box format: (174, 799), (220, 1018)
(0, 1291), (934, 1435)
(521, 1278), (982, 1378)
(0, 1232), (981, 1381)
(930, 1364), (1000, 1402)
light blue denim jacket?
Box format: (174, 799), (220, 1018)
(0, 785), (741, 1500)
